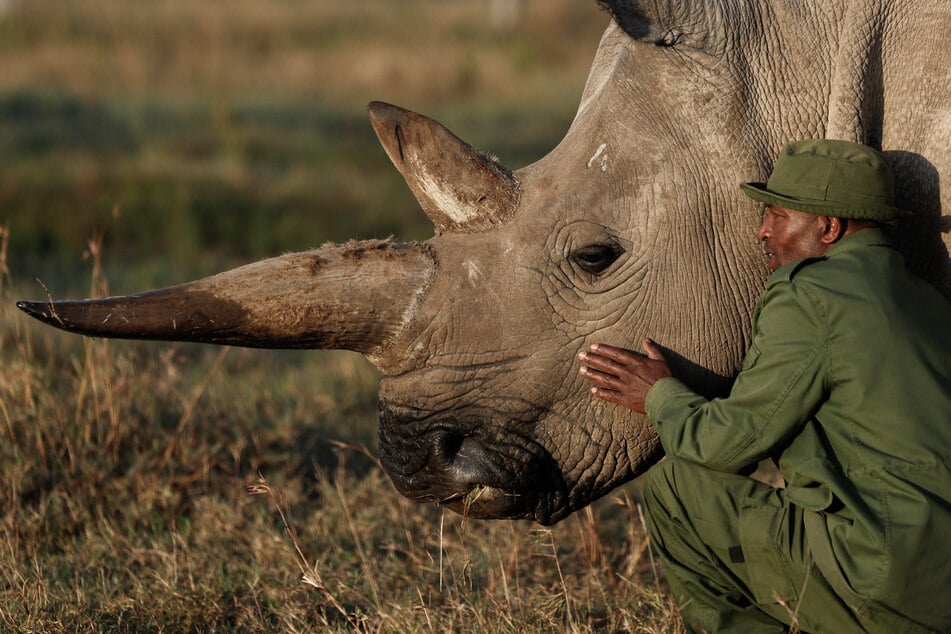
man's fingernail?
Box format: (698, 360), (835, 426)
(590, 344), (599, 351)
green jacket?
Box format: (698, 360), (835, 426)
(646, 228), (951, 627)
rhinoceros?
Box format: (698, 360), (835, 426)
(18, 0), (950, 525)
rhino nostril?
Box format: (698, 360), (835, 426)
(432, 431), (465, 466)
(429, 431), (495, 484)
(453, 438), (499, 484)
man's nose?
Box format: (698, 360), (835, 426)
(756, 219), (770, 241)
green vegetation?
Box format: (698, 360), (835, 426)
(1, 0), (605, 290)
(0, 1), (685, 630)
(2, 90), (587, 291)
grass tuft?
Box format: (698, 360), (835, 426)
(1, 264), (684, 629)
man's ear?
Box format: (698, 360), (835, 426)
(819, 216), (847, 245)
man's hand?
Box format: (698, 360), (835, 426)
(578, 339), (673, 413)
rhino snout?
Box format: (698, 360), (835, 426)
(377, 405), (567, 523)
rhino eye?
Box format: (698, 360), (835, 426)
(570, 243), (623, 275)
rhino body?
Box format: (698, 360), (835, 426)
(19, 1), (950, 524)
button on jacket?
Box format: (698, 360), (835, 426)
(645, 228), (951, 627)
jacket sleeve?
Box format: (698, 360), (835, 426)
(645, 280), (828, 473)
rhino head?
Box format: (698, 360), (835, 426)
(18, 1), (950, 525)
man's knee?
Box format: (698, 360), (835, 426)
(641, 459), (712, 545)
(642, 458), (765, 552)
(642, 458), (709, 517)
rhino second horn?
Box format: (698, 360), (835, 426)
(368, 101), (521, 235)
(17, 240), (435, 365)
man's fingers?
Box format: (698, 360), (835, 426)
(590, 386), (624, 405)
(587, 343), (641, 364)
(580, 341), (663, 415)
(579, 365), (624, 390)
(590, 386), (644, 411)
(578, 350), (630, 375)
(642, 338), (666, 361)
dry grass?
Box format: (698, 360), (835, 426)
(0, 230), (685, 631)
(0, 238), (680, 632)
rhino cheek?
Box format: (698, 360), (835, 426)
(373, 336), (663, 525)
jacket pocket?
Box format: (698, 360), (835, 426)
(739, 505), (800, 606)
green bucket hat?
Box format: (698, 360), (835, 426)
(740, 139), (905, 222)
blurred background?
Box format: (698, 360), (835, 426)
(1, 0), (608, 293)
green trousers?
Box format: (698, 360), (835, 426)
(641, 459), (909, 634)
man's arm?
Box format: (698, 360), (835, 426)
(579, 282), (827, 472)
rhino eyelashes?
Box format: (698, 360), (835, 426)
(569, 242), (624, 275)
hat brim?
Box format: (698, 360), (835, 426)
(740, 182), (906, 223)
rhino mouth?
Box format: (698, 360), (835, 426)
(377, 404), (567, 524)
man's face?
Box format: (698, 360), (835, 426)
(756, 205), (830, 272)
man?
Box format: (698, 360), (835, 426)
(578, 139), (951, 633)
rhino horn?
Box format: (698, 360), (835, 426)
(368, 101), (521, 235)
(17, 240), (434, 362)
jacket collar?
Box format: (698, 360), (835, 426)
(824, 227), (891, 256)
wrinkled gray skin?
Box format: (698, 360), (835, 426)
(19, 0), (950, 525)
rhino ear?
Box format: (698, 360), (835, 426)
(368, 101), (520, 235)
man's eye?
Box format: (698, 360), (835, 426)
(569, 243), (623, 275)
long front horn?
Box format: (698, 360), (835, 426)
(17, 240), (434, 361)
